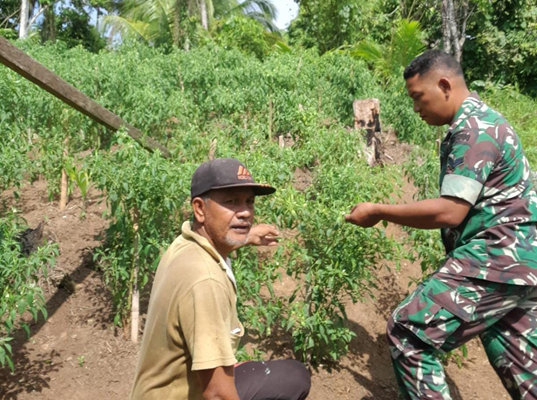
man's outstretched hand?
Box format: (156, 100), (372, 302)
(344, 202), (381, 227)
(247, 224), (280, 246)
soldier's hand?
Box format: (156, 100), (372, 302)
(247, 224), (280, 246)
(344, 203), (381, 227)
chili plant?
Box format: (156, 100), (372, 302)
(0, 214), (59, 371)
(91, 133), (191, 340)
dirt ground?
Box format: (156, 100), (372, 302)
(0, 139), (511, 399)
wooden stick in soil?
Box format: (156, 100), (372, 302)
(268, 97), (273, 140)
(278, 135), (284, 149)
(131, 207), (140, 343)
(59, 136), (69, 211)
(436, 127), (442, 155)
(0, 36), (171, 158)
(209, 138), (217, 160)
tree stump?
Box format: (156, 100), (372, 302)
(353, 99), (381, 166)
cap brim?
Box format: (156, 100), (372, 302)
(209, 183), (276, 196)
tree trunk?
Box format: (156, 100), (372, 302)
(200, 0), (209, 30)
(19, 0), (29, 38)
(442, 0), (467, 63)
(458, 0), (469, 63)
(447, 0), (462, 62)
(441, 0), (451, 55)
(41, 6), (57, 43)
(172, 0), (182, 48)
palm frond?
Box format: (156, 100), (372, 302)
(221, 0), (278, 32)
(101, 14), (151, 42)
(242, 10), (280, 33)
(236, 0), (277, 20)
(392, 19), (425, 67)
(350, 40), (385, 63)
(273, 40), (292, 54)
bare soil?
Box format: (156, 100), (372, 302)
(0, 149), (509, 399)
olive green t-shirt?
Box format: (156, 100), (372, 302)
(130, 222), (244, 400)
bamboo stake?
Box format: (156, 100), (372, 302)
(131, 206), (140, 344)
(278, 135), (284, 149)
(318, 86), (322, 114)
(59, 136), (69, 211)
(436, 127), (442, 156)
(209, 138), (217, 160)
(268, 97), (273, 140)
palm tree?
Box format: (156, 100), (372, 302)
(350, 19), (425, 83)
(101, 0), (278, 49)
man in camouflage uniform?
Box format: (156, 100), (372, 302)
(345, 50), (537, 399)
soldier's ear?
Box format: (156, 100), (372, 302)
(438, 77), (452, 98)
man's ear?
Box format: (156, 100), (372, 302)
(192, 197), (207, 224)
(438, 77), (452, 99)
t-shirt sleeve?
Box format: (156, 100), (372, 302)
(440, 130), (501, 205)
(178, 279), (237, 371)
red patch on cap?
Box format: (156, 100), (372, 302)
(237, 166), (252, 180)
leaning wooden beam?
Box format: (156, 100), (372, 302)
(0, 37), (171, 158)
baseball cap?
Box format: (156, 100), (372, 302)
(191, 158), (276, 199)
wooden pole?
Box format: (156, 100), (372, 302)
(268, 97), (273, 140)
(59, 137), (69, 210)
(278, 135), (284, 149)
(209, 138), (217, 160)
(131, 206), (140, 344)
(0, 37), (171, 158)
(436, 127), (442, 156)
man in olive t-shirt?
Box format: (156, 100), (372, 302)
(131, 158), (310, 400)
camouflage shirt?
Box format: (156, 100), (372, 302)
(438, 92), (537, 285)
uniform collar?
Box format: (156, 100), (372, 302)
(447, 92), (482, 133)
(181, 221), (237, 290)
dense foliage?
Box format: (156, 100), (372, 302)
(4, 0), (537, 93)
(290, 0), (537, 95)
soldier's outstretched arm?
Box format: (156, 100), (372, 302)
(345, 196), (471, 229)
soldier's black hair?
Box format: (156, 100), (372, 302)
(403, 50), (464, 80)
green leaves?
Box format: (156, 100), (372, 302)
(350, 19), (425, 84)
(0, 214), (59, 372)
(91, 133), (190, 325)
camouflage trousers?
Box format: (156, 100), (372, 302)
(387, 271), (537, 400)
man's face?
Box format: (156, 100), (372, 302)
(405, 72), (453, 126)
(201, 187), (255, 255)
